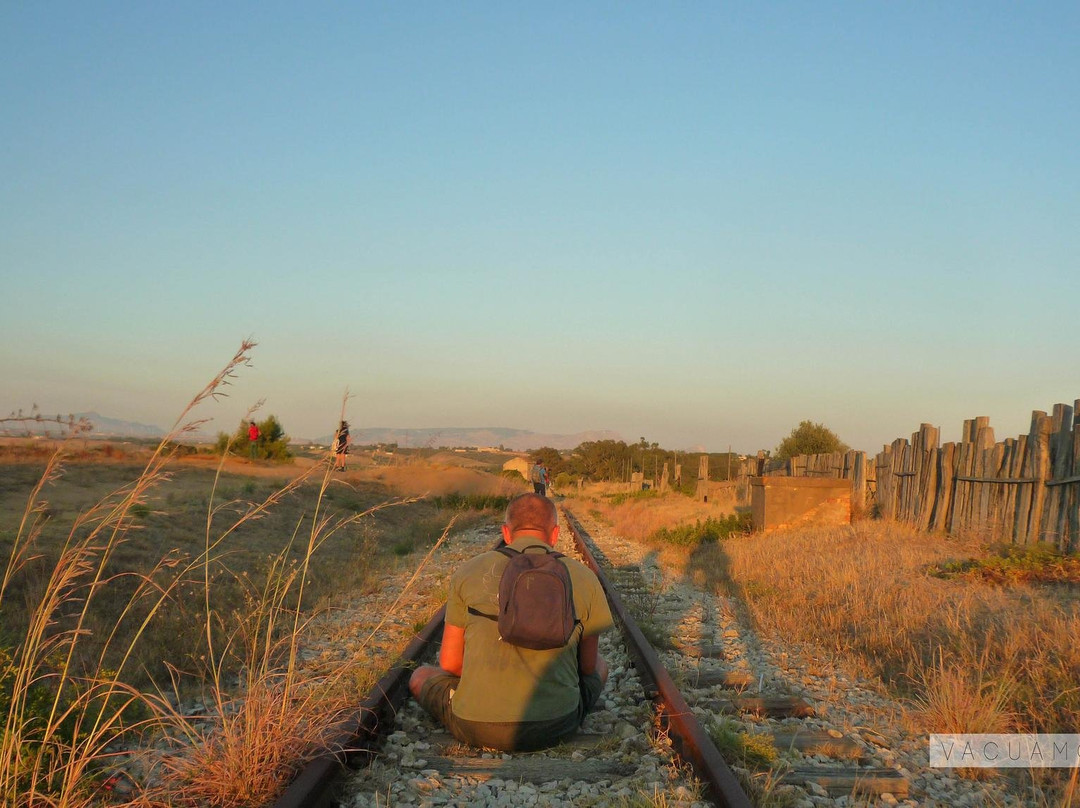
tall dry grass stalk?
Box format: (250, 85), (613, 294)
(0, 341), (263, 806)
(0, 342), (448, 807)
(911, 648), (1016, 734)
(142, 431), (432, 806)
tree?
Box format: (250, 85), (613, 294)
(569, 440), (631, 481)
(774, 420), (849, 463)
(215, 414), (293, 461)
(531, 446), (567, 477)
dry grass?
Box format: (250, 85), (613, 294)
(713, 521), (1080, 735)
(565, 487), (736, 556)
(352, 462), (527, 499)
(0, 343), (494, 807)
(0, 340), (263, 807)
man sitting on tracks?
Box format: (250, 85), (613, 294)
(409, 493), (613, 752)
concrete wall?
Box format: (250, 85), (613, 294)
(750, 477), (851, 532)
(502, 457), (531, 479)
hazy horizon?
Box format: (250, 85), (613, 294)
(3, 4), (1077, 455)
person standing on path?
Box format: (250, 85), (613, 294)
(248, 421), (260, 461)
(333, 420), (351, 471)
(530, 460), (548, 497)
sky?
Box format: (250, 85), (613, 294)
(2, 3), (1078, 453)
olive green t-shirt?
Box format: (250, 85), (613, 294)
(446, 536), (614, 724)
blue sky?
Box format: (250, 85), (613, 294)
(2, 3), (1077, 452)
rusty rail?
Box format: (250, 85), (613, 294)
(270, 605), (447, 808)
(273, 516), (751, 808)
(562, 508), (753, 808)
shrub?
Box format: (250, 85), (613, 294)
(607, 490), (662, 507)
(649, 514), (751, 547)
(929, 543), (1080, 584)
(431, 493), (511, 511)
(774, 420), (849, 463)
(215, 414), (293, 462)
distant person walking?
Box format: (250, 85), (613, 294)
(334, 421), (351, 471)
(530, 460), (548, 497)
(248, 421), (260, 461)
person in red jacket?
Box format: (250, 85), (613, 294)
(248, 421), (260, 461)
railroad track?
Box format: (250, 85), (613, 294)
(275, 507), (912, 808)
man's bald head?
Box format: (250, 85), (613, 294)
(504, 493), (558, 539)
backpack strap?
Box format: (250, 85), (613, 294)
(468, 545), (579, 631)
(495, 544), (564, 559)
(494, 545), (581, 635)
(466, 546), (544, 620)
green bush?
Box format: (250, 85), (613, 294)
(929, 543), (1080, 584)
(215, 415), (293, 462)
(432, 493), (511, 511)
(649, 514), (751, 547)
(607, 489), (662, 506)
(774, 420), (849, 463)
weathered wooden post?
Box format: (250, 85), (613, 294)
(931, 442), (957, 533)
(915, 424), (940, 530)
(1027, 411), (1051, 543)
(696, 455), (709, 502)
(1046, 403), (1074, 547)
(851, 451), (867, 515)
(660, 462), (670, 492)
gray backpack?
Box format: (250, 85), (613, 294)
(470, 545), (579, 650)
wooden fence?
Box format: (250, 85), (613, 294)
(739, 400), (1080, 551)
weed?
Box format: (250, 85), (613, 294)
(909, 648), (1017, 736)
(708, 718), (777, 768)
(607, 489), (663, 506)
(431, 493), (510, 511)
(929, 543), (1080, 584)
(649, 513), (751, 547)
(636, 618), (676, 651)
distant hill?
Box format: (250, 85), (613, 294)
(0, 410), (166, 438)
(316, 427), (623, 452)
(76, 412), (165, 438)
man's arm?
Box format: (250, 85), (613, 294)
(439, 623), (465, 676)
(408, 621), (465, 698)
(577, 633), (599, 676)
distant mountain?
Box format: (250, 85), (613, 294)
(76, 412), (165, 438)
(314, 427), (623, 452)
(0, 411), (165, 439)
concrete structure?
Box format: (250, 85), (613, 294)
(750, 477), (851, 532)
(502, 457), (531, 479)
